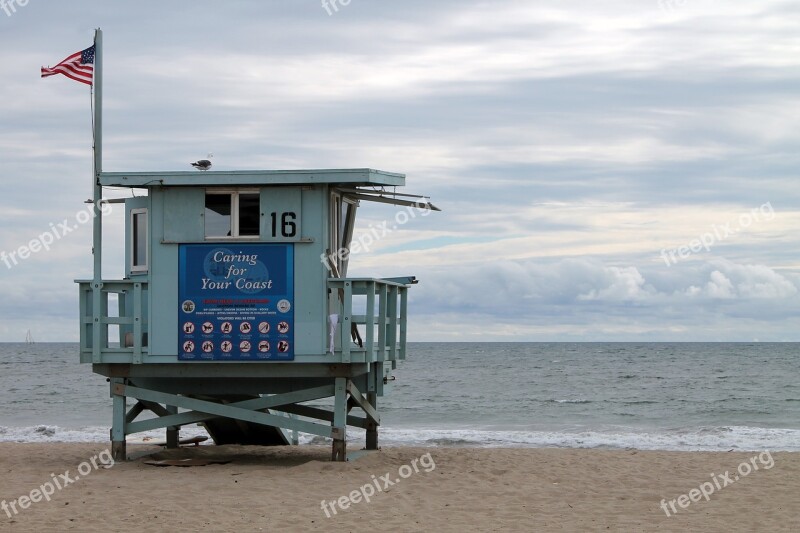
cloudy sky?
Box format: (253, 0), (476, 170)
(1, 0), (798, 341)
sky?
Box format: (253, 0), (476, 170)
(0, 0), (798, 342)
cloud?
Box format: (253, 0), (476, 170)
(403, 257), (799, 340)
(686, 262), (798, 300)
(0, 0), (798, 340)
(577, 266), (652, 301)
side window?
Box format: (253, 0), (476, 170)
(131, 208), (148, 272)
(205, 191), (260, 239)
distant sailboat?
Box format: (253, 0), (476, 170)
(25, 330), (34, 344)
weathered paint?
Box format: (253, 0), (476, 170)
(78, 168), (424, 461)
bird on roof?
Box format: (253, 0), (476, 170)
(191, 153), (213, 171)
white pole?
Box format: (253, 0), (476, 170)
(93, 28), (103, 282)
(91, 28), (103, 360)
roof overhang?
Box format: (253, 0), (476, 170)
(99, 168), (406, 188)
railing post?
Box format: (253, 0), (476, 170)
(133, 282), (143, 364)
(399, 286), (408, 360)
(387, 286), (398, 361)
(79, 284), (88, 355)
(117, 289), (128, 349)
(92, 281), (103, 363)
(377, 283), (387, 362)
(341, 281), (353, 363)
(365, 281), (375, 362)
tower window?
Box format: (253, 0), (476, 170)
(205, 190), (260, 238)
(131, 208), (148, 272)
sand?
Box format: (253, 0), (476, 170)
(0, 443), (797, 532)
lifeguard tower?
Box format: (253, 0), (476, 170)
(74, 31), (437, 462)
(79, 169), (436, 461)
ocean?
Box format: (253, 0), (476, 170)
(1, 342), (798, 451)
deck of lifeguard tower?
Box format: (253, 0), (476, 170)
(79, 167), (436, 461)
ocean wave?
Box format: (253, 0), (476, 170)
(424, 438), (482, 446)
(374, 426), (800, 452)
(0, 425), (209, 444)
(2, 425), (798, 452)
(34, 425), (56, 437)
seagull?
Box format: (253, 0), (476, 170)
(191, 153), (213, 171)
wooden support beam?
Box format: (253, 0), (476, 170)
(332, 377), (348, 462)
(127, 385), (335, 433)
(165, 405), (178, 449)
(95, 362), (369, 379)
(345, 381), (380, 425)
(124, 401), (145, 424)
(123, 384), (336, 437)
(110, 377), (126, 461)
(271, 404), (371, 430)
(139, 399), (171, 418)
(332, 439), (346, 462)
(366, 390), (379, 450)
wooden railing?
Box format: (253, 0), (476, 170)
(77, 280), (148, 363)
(77, 277), (408, 364)
(328, 278), (410, 364)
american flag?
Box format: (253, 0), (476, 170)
(41, 45), (95, 86)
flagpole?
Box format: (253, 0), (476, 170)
(92, 28), (102, 283)
(91, 28), (103, 361)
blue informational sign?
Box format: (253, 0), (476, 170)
(178, 243), (294, 361)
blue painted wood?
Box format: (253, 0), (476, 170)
(100, 168), (405, 188)
(133, 282), (143, 364)
(365, 282), (375, 360)
(399, 287), (408, 361)
(342, 281), (353, 363)
(259, 187), (302, 243)
(119, 384), (334, 438)
(125, 384), (335, 433)
(77, 167), (428, 458)
(111, 377), (126, 442)
(162, 188), (203, 242)
(332, 376), (348, 436)
(91, 281), (102, 363)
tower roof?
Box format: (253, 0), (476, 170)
(99, 168), (405, 188)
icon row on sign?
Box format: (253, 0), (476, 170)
(183, 321), (290, 335)
(183, 298), (291, 317)
(182, 340), (290, 354)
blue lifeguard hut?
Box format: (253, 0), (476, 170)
(76, 31), (437, 461)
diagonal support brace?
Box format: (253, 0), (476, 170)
(114, 383), (335, 438)
(346, 381), (380, 425)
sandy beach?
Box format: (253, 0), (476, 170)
(0, 443), (797, 532)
